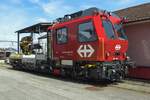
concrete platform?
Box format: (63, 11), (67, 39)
(0, 60), (5, 64)
(112, 81), (150, 94)
(0, 64), (150, 100)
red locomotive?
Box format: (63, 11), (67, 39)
(9, 8), (134, 81)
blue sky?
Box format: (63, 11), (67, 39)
(0, 0), (149, 48)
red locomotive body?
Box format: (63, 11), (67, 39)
(49, 13), (128, 62)
(46, 8), (133, 81)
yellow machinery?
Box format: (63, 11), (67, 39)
(9, 36), (33, 68)
(20, 36), (32, 55)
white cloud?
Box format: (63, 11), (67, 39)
(0, 4), (29, 48)
(42, 1), (73, 15)
(30, 0), (75, 18)
(36, 17), (48, 22)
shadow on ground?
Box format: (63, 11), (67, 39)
(6, 65), (119, 88)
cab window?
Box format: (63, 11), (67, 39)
(78, 21), (97, 42)
(56, 28), (67, 44)
(102, 20), (116, 39)
(114, 24), (127, 40)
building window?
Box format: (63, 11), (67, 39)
(56, 28), (67, 44)
(78, 21), (97, 42)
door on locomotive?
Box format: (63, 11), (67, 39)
(51, 15), (105, 62)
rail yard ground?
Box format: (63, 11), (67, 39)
(0, 63), (150, 100)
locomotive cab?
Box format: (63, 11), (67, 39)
(103, 15), (128, 62)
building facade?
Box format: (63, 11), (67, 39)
(115, 3), (150, 79)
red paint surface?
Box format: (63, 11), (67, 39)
(128, 67), (150, 80)
(48, 13), (128, 62)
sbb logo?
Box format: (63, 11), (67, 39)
(115, 44), (121, 50)
(77, 44), (94, 58)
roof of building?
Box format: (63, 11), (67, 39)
(16, 22), (52, 33)
(38, 34), (47, 40)
(114, 3), (150, 23)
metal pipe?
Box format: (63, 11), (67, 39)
(17, 32), (20, 53)
(31, 32), (33, 51)
(47, 31), (50, 61)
